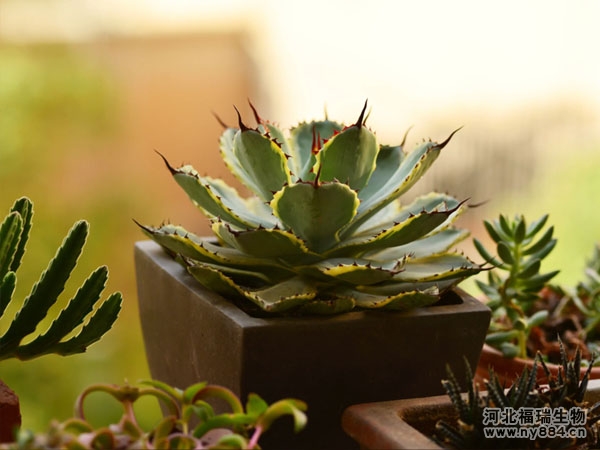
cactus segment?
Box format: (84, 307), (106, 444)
(144, 105), (481, 314)
(0, 197), (121, 361)
(271, 182), (359, 252)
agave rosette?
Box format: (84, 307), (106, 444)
(141, 103), (482, 314)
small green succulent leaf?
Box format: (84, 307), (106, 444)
(483, 219), (507, 244)
(526, 214), (549, 238)
(90, 428), (116, 449)
(271, 181), (359, 252)
(517, 258), (541, 279)
(496, 241), (514, 265)
(246, 393), (269, 419)
(0, 220), (88, 356)
(317, 121), (379, 191)
(513, 216), (526, 244)
(485, 330), (521, 345)
(499, 342), (520, 358)
(522, 226), (555, 256)
(152, 416), (177, 442)
(233, 129), (291, 202)
(288, 120), (343, 182)
(527, 309), (549, 327)
(256, 399), (308, 434)
(473, 238), (503, 267)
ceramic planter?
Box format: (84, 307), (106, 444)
(476, 343), (600, 386)
(342, 379), (600, 449)
(0, 379), (20, 443)
(135, 240), (491, 449)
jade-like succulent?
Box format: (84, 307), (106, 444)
(140, 102), (482, 314)
(0, 197), (121, 361)
(474, 214), (560, 358)
(4, 380), (307, 450)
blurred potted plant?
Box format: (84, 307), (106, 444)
(2, 379), (306, 450)
(135, 102), (491, 448)
(0, 197), (122, 442)
(473, 213), (600, 384)
(342, 342), (600, 449)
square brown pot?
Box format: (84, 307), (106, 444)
(134, 240), (491, 449)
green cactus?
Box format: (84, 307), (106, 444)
(140, 102), (482, 314)
(0, 197), (122, 361)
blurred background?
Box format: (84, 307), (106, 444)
(1, 0), (599, 430)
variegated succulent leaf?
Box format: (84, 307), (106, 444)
(328, 199), (465, 258)
(344, 129), (460, 237)
(315, 105), (379, 191)
(271, 181), (359, 253)
(287, 120), (343, 182)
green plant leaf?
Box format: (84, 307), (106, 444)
(347, 133), (456, 236)
(0, 220), (89, 357)
(0, 271), (16, 318)
(271, 181), (359, 252)
(288, 120), (342, 182)
(317, 122), (379, 191)
(330, 203), (463, 257)
(496, 241), (514, 265)
(256, 399), (308, 434)
(11, 266), (111, 359)
(8, 197), (33, 273)
(0, 211), (22, 281)
(233, 129), (291, 202)
(49, 291), (121, 357)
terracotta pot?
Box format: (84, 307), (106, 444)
(342, 379), (600, 449)
(134, 240), (491, 450)
(476, 344), (600, 386)
(0, 379), (21, 443)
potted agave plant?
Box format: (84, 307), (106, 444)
(342, 342), (600, 449)
(0, 197), (122, 442)
(134, 102), (491, 448)
(473, 213), (600, 384)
